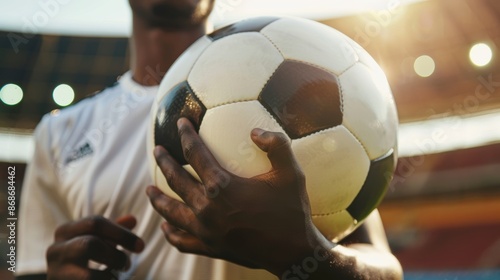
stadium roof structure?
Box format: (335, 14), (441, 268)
(0, 0), (423, 36)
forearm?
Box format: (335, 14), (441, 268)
(278, 242), (403, 280)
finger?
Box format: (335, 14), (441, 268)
(53, 266), (116, 280)
(85, 238), (131, 272)
(115, 215), (137, 230)
(250, 129), (296, 171)
(50, 235), (131, 271)
(161, 222), (212, 257)
(176, 118), (227, 183)
(102, 216), (137, 250)
(147, 186), (201, 235)
(162, 222), (259, 269)
(154, 145), (205, 205)
(55, 216), (145, 253)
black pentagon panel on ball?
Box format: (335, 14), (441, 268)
(154, 81), (206, 165)
(208, 16), (280, 41)
(346, 149), (396, 222)
(258, 60), (343, 139)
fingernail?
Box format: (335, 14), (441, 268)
(251, 128), (265, 137)
(135, 239), (145, 252)
(154, 146), (165, 159)
(146, 185), (159, 197)
(177, 118), (186, 129)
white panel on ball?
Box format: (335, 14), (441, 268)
(188, 33), (284, 109)
(291, 126), (370, 215)
(157, 36), (213, 98)
(345, 37), (396, 106)
(312, 210), (357, 242)
(260, 17), (358, 75)
(345, 37), (387, 81)
(340, 63), (398, 160)
(199, 101), (288, 178)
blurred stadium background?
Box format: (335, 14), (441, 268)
(1, 0), (499, 279)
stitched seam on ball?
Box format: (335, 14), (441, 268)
(188, 37), (217, 102)
(259, 31), (337, 77)
(345, 125), (369, 156)
(293, 126), (368, 160)
(283, 58), (339, 77)
(208, 58), (281, 110)
(311, 209), (345, 217)
(254, 98), (291, 138)
(207, 35), (282, 110)
(337, 63), (356, 76)
(259, 30), (357, 78)
(255, 33), (285, 107)
(275, 57), (345, 116)
(210, 98), (264, 109)
(291, 126), (335, 142)
(260, 33), (286, 57)
(257, 101), (287, 131)
(339, 74), (344, 115)
(248, 63), (283, 132)
(359, 60), (373, 71)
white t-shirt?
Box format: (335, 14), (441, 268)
(17, 72), (276, 280)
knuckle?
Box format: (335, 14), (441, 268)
(182, 141), (201, 162)
(177, 122), (189, 138)
(195, 205), (219, 230)
(205, 170), (230, 195)
(163, 169), (178, 187)
(76, 236), (98, 253)
(165, 233), (186, 252)
(199, 232), (217, 248)
(284, 166), (305, 187)
(192, 195), (209, 215)
(204, 179), (222, 196)
(83, 216), (105, 232)
(174, 242), (190, 253)
(54, 225), (67, 240)
(46, 244), (59, 262)
(196, 205), (211, 220)
(269, 132), (290, 151)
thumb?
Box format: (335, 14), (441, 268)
(250, 128), (297, 171)
(116, 215), (137, 230)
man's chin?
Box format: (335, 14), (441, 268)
(145, 2), (211, 29)
(147, 16), (206, 30)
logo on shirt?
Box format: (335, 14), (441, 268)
(65, 142), (94, 164)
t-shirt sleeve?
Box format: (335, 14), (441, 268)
(16, 115), (71, 276)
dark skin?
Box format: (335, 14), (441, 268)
(44, 216), (144, 279)
(17, 216), (144, 280)
(17, 1), (213, 279)
(147, 118), (403, 280)
(128, 0), (213, 86)
(18, 0), (403, 279)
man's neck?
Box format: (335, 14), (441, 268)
(130, 15), (207, 86)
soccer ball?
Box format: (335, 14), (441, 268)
(148, 16), (398, 242)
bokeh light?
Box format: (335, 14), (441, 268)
(469, 43), (493, 67)
(53, 84), (75, 107)
(0, 84), (24, 106)
(414, 55), (435, 77)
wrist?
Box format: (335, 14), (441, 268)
(272, 226), (335, 278)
